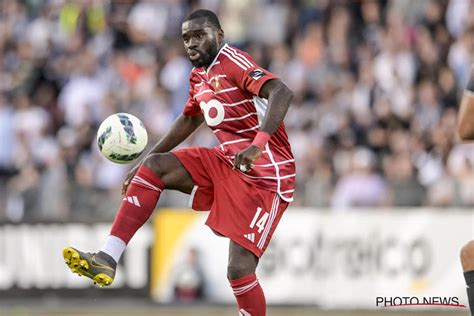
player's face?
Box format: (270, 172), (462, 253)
(182, 18), (223, 68)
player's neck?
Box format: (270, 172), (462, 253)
(204, 42), (225, 70)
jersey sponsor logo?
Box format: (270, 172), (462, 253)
(200, 99), (225, 126)
(249, 69), (265, 80)
(244, 233), (255, 243)
(123, 196), (141, 207)
(211, 76), (221, 93)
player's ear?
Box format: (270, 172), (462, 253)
(217, 28), (224, 43)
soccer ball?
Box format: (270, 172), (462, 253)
(96, 113), (148, 164)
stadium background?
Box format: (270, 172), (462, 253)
(0, 0), (473, 315)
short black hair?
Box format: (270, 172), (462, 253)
(183, 9), (222, 30)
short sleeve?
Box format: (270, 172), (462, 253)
(223, 47), (279, 97)
(182, 74), (201, 116)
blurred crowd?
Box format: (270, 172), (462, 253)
(0, 0), (473, 221)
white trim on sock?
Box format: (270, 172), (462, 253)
(101, 235), (126, 263)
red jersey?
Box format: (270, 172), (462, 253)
(183, 43), (295, 202)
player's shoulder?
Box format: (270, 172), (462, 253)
(218, 43), (255, 71)
(189, 67), (206, 85)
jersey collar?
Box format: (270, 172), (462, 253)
(205, 43), (228, 75)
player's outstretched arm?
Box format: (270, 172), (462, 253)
(122, 113), (204, 194)
(148, 113), (204, 154)
(234, 79), (293, 171)
(458, 67), (474, 141)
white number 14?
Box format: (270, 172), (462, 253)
(249, 207), (269, 234)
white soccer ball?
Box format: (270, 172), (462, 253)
(97, 113), (148, 164)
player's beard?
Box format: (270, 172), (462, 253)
(190, 40), (220, 68)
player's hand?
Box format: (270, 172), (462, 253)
(122, 163), (140, 195)
(234, 145), (262, 172)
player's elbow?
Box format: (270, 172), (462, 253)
(278, 83), (294, 106)
(286, 87), (294, 104)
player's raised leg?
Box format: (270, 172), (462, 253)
(461, 241), (474, 315)
(63, 153), (194, 286)
(227, 241), (266, 316)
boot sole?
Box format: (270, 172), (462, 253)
(63, 247), (114, 287)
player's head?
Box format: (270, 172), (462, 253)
(182, 9), (224, 68)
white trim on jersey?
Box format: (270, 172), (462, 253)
(221, 50), (249, 71)
(220, 138), (252, 146)
(257, 194), (279, 249)
(280, 189), (295, 194)
(217, 87), (239, 94)
(222, 99), (254, 107)
(242, 173), (296, 180)
(206, 61), (220, 74)
(195, 74), (227, 87)
(188, 185), (199, 208)
(236, 125), (260, 134)
(225, 46), (254, 68)
(213, 125), (259, 134)
(223, 112), (258, 122)
(223, 47), (252, 69)
(194, 89), (214, 98)
(252, 96), (268, 125)
(254, 158), (295, 167)
(206, 45), (225, 74)
(265, 142), (282, 193)
(193, 86), (238, 99)
(263, 143), (295, 203)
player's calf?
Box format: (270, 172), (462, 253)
(64, 153), (196, 286)
(110, 163), (165, 246)
(228, 241), (266, 316)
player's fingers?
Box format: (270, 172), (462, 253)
(238, 156), (253, 172)
(122, 181), (128, 195)
(234, 153), (242, 169)
(122, 176), (132, 195)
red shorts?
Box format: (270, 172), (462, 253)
(171, 147), (289, 257)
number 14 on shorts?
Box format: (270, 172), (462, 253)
(249, 207), (269, 233)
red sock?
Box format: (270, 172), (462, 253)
(110, 165), (164, 244)
(230, 274), (266, 316)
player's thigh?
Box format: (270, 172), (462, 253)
(227, 240), (259, 280)
(143, 153), (194, 194)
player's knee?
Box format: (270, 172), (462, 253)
(142, 153), (172, 178)
(227, 262), (252, 280)
(227, 256), (258, 280)
(461, 240), (474, 270)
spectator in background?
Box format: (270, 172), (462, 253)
(331, 147), (388, 209)
(172, 247), (206, 304)
(383, 153), (426, 206)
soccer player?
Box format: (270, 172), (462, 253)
(63, 9), (295, 315)
(458, 65), (474, 315)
